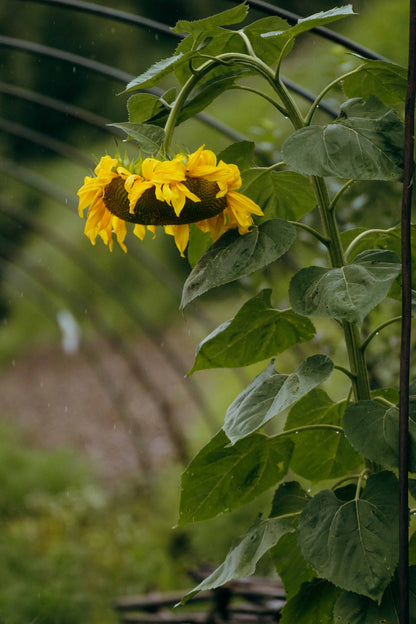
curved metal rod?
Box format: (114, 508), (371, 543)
(226, 0), (390, 62)
(22, 0), (389, 62)
(0, 38), (338, 139)
(17, 0), (180, 38)
(0, 36), (250, 143)
(0, 35), (134, 82)
(0, 157), (217, 432)
(0, 117), (93, 167)
(0, 252), (153, 478)
(0, 81), (124, 135)
(0, 230), (190, 465)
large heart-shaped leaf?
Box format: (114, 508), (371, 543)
(217, 141), (256, 173)
(178, 430), (293, 524)
(342, 223), (416, 294)
(334, 568), (416, 624)
(285, 389), (362, 482)
(240, 169), (316, 221)
(181, 516), (294, 603)
(343, 398), (416, 471)
(281, 579), (341, 624)
(298, 471), (399, 601)
(343, 60), (407, 107)
(181, 220), (296, 308)
(224, 355), (333, 444)
(289, 249), (401, 323)
(189, 289), (315, 373)
(283, 97), (404, 180)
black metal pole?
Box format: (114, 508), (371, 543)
(399, 1), (416, 622)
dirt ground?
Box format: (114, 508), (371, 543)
(1, 330), (211, 484)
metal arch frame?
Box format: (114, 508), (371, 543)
(0, 226), (191, 465)
(0, 156), (218, 433)
(0, 239), (153, 476)
(18, 0), (389, 62)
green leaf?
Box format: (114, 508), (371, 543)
(285, 389), (362, 482)
(344, 224), (416, 262)
(410, 533), (416, 566)
(343, 224), (416, 293)
(343, 398), (416, 471)
(270, 481), (311, 518)
(127, 93), (167, 124)
(334, 567), (416, 624)
(343, 60), (407, 107)
(281, 579), (341, 624)
(270, 532), (316, 600)
(172, 2), (248, 35)
(224, 354), (334, 444)
(173, 31), (246, 85)
(243, 17), (292, 64)
(409, 478), (416, 501)
(178, 430), (293, 524)
(289, 249), (401, 324)
(189, 289), (315, 373)
(187, 225), (213, 268)
(298, 471), (399, 601)
(180, 220), (297, 308)
(181, 516), (294, 603)
(217, 141), (256, 173)
(176, 70), (242, 123)
(283, 97), (404, 180)
(124, 53), (193, 92)
(241, 169), (316, 221)
(267, 5), (355, 41)
(109, 122), (165, 155)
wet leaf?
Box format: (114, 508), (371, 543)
(181, 516), (294, 603)
(298, 471), (399, 601)
(179, 430), (293, 524)
(189, 289), (315, 372)
(181, 220), (296, 308)
(289, 249), (401, 323)
(224, 355), (333, 444)
(283, 97), (404, 180)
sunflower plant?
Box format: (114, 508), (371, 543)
(77, 2), (416, 621)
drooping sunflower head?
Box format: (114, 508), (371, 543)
(77, 147), (263, 256)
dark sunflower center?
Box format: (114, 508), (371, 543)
(103, 176), (227, 225)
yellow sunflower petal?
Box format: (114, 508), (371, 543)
(133, 224), (146, 240)
(164, 224), (190, 256)
(227, 191), (264, 218)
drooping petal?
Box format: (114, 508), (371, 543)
(133, 224), (146, 240)
(164, 224), (190, 256)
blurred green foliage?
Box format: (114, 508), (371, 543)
(0, 421), (274, 623)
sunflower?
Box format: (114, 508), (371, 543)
(77, 147), (263, 256)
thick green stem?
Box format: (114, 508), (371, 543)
(304, 65), (365, 125)
(276, 90), (372, 402)
(311, 178), (371, 401)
